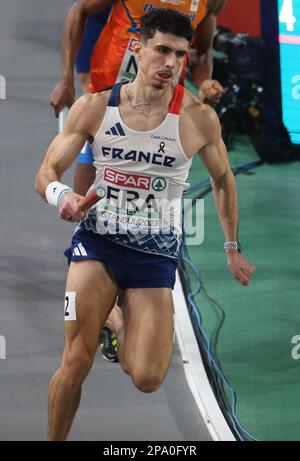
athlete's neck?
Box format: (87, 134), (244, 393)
(126, 73), (175, 108)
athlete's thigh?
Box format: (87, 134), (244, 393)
(64, 260), (118, 356)
(122, 288), (174, 371)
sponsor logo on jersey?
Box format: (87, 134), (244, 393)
(104, 167), (151, 190)
(151, 134), (176, 142)
(128, 37), (139, 52)
(152, 177), (167, 192)
(105, 122), (126, 136)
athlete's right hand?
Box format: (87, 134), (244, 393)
(50, 79), (76, 117)
(58, 192), (86, 223)
(199, 79), (225, 106)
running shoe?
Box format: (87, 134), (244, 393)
(100, 327), (119, 362)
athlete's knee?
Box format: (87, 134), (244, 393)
(120, 359), (130, 375)
(130, 366), (165, 394)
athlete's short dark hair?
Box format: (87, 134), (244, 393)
(140, 8), (194, 43)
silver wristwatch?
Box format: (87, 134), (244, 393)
(224, 241), (241, 253)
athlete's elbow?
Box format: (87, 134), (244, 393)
(71, 1), (85, 17)
(210, 173), (224, 190)
(34, 164), (56, 201)
(67, 1), (88, 29)
(211, 167), (234, 190)
(77, 0), (103, 17)
(34, 174), (44, 199)
(34, 169), (46, 199)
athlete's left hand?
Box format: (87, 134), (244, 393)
(226, 251), (256, 286)
(199, 79), (225, 106)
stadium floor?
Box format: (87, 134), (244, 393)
(186, 135), (300, 441)
(0, 0), (212, 441)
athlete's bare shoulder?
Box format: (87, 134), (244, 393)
(181, 87), (221, 146)
(181, 87), (200, 109)
(64, 89), (112, 139)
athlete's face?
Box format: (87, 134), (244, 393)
(137, 31), (189, 89)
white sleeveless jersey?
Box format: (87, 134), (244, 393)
(82, 82), (192, 259)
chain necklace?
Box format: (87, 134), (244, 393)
(124, 83), (172, 112)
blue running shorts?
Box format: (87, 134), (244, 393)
(65, 226), (178, 289)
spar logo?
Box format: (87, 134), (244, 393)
(104, 167), (151, 190)
(152, 177), (167, 192)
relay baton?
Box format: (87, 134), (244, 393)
(78, 186), (106, 212)
(58, 107), (69, 133)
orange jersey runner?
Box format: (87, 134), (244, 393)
(90, 0), (207, 92)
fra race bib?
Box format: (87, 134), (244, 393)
(95, 166), (170, 235)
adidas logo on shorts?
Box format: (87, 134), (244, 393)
(72, 243), (88, 257)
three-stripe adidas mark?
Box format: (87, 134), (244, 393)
(72, 243), (88, 257)
(105, 122), (126, 136)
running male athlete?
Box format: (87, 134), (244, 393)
(36, 9), (255, 440)
(51, 0), (226, 192)
(75, 5), (112, 93)
(50, 0), (226, 116)
(74, 4), (119, 362)
(50, 0), (227, 362)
